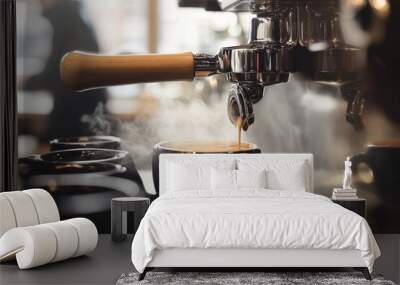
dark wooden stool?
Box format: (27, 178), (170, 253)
(111, 197), (150, 242)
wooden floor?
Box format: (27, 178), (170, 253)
(0, 235), (134, 285)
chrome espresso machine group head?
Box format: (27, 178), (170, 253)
(61, 0), (392, 131)
(194, 0), (366, 130)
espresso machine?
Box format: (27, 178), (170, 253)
(59, 0), (400, 234)
(60, 0), (395, 131)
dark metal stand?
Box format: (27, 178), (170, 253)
(354, 267), (372, 280)
(138, 267), (151, 281)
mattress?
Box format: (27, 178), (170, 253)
(131, 190), (380, 273)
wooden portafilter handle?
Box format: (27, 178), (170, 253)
(60, 51), (196, 91)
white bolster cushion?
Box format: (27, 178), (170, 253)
(23, 189), (60, 224)
(42, 221), (79, 262)
(0, 189), (60, 236)
(0, 226), (57, 268)
(0, 196), (17, 237)
(0, 218), (98, 269)
(1, 191), (39, 227)
(65, 218), (98, 257)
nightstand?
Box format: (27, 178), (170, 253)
(332, 198), (366, 218)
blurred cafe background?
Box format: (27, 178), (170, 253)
(16, 0), (400, 232)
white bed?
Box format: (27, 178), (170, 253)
(131, 154), (380, 280)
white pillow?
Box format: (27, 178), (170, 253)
(211, 168), (236, 190)
(167, 160), (236, 192)
(236, 169), (267, 189)
(267, 167), (306, 191)
(167, 163), (210, 191)
(238, 159), (307, 191)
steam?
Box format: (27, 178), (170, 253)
(120, 96), (236, 168)
(82, 96), (237, 169)
(81, 103), (113, 135)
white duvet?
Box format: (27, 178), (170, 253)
(131, 190), (380, 273)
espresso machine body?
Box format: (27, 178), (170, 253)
(216, 0), (365, 130)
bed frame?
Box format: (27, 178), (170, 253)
(139, 154), (371, 280)
(140, 248), (371, 280)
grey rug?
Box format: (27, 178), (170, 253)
(117, 272), (396, 285)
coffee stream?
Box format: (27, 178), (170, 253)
(236, 117), (243, 150)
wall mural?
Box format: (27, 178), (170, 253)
(14, 0), (400, 234)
